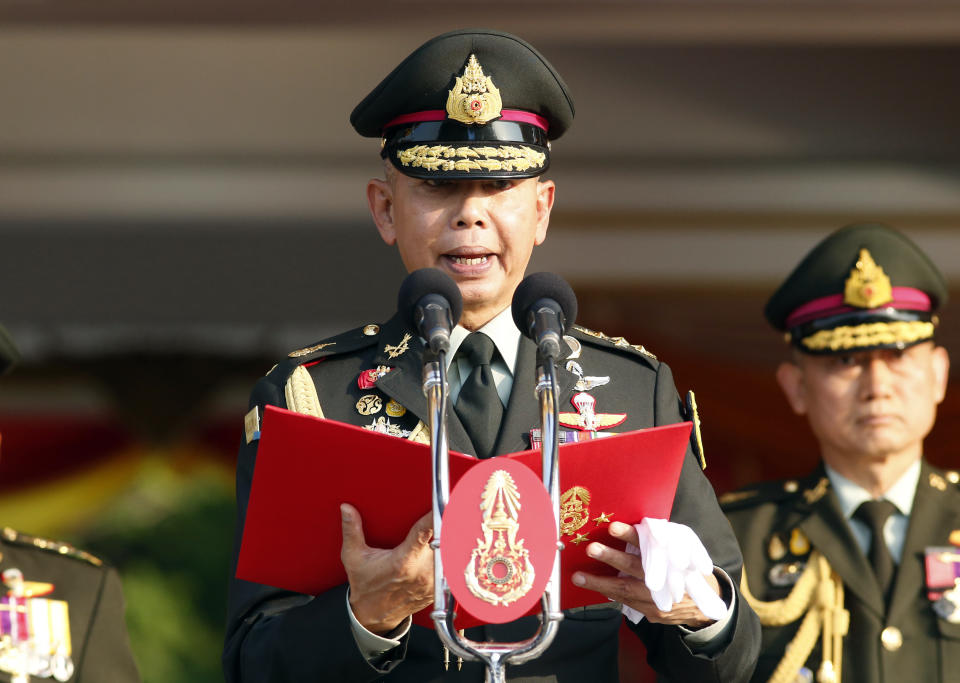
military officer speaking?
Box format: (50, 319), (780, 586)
(722, 223), (960, 683)
(0, 329), (141, 683)
(223, 29), (759, 682)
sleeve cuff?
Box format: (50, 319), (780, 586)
(677, 567), (736, 653)
(346, 589), (412, 661)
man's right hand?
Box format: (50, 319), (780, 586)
(340, 503), (434, 635)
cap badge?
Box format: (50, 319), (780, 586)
(844, 248), (893, 309)
(446, 54), (503, 125)
(465, 468), (535, 606)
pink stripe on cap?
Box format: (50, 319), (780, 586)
(786, 287), (931, 328)
(383, 109), (549, 132)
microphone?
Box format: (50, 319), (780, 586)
(398, 268), (463, 355)
(511, 272), (578, 361)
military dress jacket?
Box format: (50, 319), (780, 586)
(722, 463), (960, 683)
(0, 528), (141, 683)
(223, 313), (760, 683)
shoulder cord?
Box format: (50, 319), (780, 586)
(740, 551), (848, 683)
(284, 365), (324, 418)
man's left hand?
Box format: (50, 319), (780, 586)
(571, 520), (724, 629)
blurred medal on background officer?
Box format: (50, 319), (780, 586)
(723, 222), (960, 683)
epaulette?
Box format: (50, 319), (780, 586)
(285, 322), (383, 366)
(570, 325), (657, 361)
(2, 527), (103, 567)
(718, 478), (808, 511)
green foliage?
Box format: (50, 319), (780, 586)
(75, 460), (235, 683)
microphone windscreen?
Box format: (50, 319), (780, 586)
(397, 268), (464, 332)
(511, 272), (578, 336)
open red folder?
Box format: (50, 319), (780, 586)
(236, 406), (690, 629)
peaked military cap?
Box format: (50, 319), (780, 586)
(351, 28), (575, 180)
(0, 325), (19, 375)
(766, 223), (948, 354)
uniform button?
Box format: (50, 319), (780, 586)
(363, 324), (380, 336)
(784, 480), (798, 493)
(881, 626), (903, 651)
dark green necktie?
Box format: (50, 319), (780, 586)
(454, 332), (503, 459)
(853, 499), (898, 602)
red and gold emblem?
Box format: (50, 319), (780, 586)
(441, 458), (555, 624)
(464, 469), (535, 607)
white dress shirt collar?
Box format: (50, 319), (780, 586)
(825, 459), (921, 519)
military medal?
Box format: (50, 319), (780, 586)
(356, 394), (382, 416)
(357, 366), (393, 390)
(789, 528), (810, 556)
(363, 416), (411, 439)
(925, 546), (960, 622)
(558, 392), (626, 432)
(0, 568), (74, 682)
(528, 428), (614, 448)
(385, 400), (406, 417)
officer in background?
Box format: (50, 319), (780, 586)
(223, 28), (759, 682)
(722, 223), (960, 682)
(0, 328), (141, 683)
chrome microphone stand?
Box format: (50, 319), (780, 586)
(424, 349), (564, 683)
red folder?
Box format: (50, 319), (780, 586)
(236, 406), (690, 629)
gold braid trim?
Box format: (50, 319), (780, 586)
(740, 551), (848, 683)
(397, 145), (546, 173)
(284, 365), (324, 418)
(801, 320), (934, 352)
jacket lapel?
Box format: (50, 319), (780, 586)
(889, 461), (958, 621)
(796, 469), (886, 617)
(372, 314), (474, 453)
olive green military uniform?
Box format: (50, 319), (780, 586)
(722, 222), (956, 683)
(723, 466), (960, 682)
(0, 528), (140, 683)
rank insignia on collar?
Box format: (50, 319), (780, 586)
(844, 248), (893, 309)
(446, 54), (503, 126)
(558, 392), (626, 432)
(383, 333), (412, 360)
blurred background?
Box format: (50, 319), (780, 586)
(2, 1), (960, 680)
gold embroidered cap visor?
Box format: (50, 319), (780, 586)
(351, 28), (574, 180)
(765, 222), (948, 355)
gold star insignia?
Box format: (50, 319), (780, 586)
(592, 512), (613, 525)
(571, 533), (590, 545)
